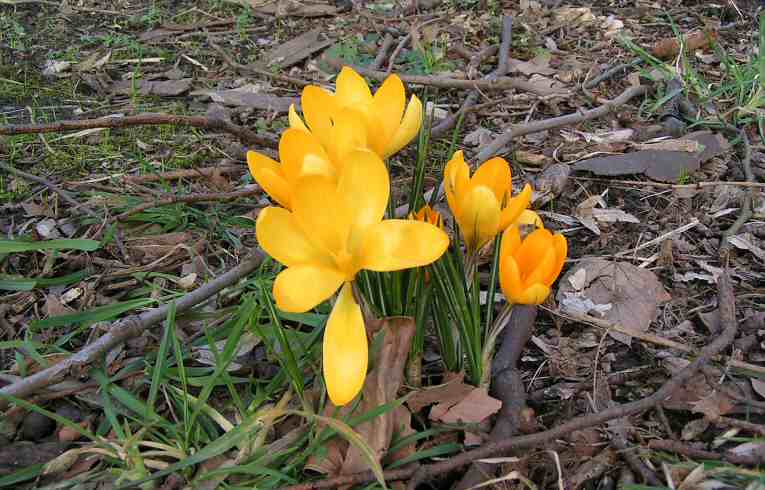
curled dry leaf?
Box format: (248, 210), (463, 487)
(557, 259), (671, 345)
(530, 163), (570, 207)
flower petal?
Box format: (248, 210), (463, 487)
(458, 185), (501, 252)
(545, 233), (568, 286)
(515, 209), (544, 228)
(513, 227), (553, 277)
(384, 95), (423, 158)
(470, 157), (511, 204)
(326, 108), (368, 165)
(256, 207), (332, 267)
(247, 151), (291, 208)
(499, 255), (523, 304)
(301, 86), (337, 146)
(499, 184), (533, 230)
(444, 150), (470, 219)
(500, 225), (522, 260)
(360, 220), (449, 272)
(273, 265), (344, 313)
(288, 103), (308, 131)
(370, 74), (405, 155)
(279, 128), (334, 181)
(292, 176), (348, 257)
(514, 283), (551, 305)
(337, 150), (389, 251)
(323, 282), (368, 406)
(336, 66), (374, 108)
(523, 247), (557, 288)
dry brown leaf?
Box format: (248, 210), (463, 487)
(651, 30), (717, 60)
(110, 79), (192, 97)
(557, 259), (671, 345)
(432, 387), (501, 424)
(406, 372), (473, 413)
(262, 28), (332, 67)
(691, 392), (735, 420)
(507, 55), (555, 76)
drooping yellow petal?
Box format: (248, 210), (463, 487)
(288, 104), (308, 131)
(499, 255), (523, 303)
(471, 157), (511, 204)
(256, 207), (333, 267)
(444, 150), (470, 218)
(513, 283), (551, 305)
(515, 209), (544, 228)
(499, 184), (533, 230)
(292, 176), (349, 258)
(338, 150), (389, 252)
(458, 185), (501, 252)
(384, 95), (423, 158)
(279, 129), (334, 181)
(273, 265), (345, 313)
(247, 151), (291, 209)
(336, 66), (374, 108)
(369, 74), (406, 155)
(323, 282), (368, 406)
(360, 220), (449, 272)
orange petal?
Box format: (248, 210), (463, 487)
(500, 225), (522, 260)
(470, 157), (511, 204)
(513, 283), (551, 305)
(513, 227), (554, 277)
(499, 184), (533, 230)
(499, 254), (523, 304)
(545, 233), (568, 286)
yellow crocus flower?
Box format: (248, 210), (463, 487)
(256, 149), (449, 405)
(443, 150), (532, 253)
(289, 66), (423, 160)
(408, 204), (444, 230)
(499, 225), (567, 305)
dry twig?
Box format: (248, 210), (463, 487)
(648, 440), (765, 466)
(114, 188), (261, 221)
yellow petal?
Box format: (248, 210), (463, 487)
(370, 74), (405, 155)
(360, 220), (449, 272)
(336, 66), (373, 108)
(323, 282), (368, 406)
(279, 129), (334, 181)
(337, 150), (389, 251)
(384, 95), (423, 158)
(513, 227), (554, 277)
(247, 151), (291, 209)
(326, 108), (368, 165)
(301, 86), (337, 146)
(515, 209), (544, 228)
(288, 103), (308, 131)
(499, 255), (523, 304)
(500, 225), (522, 260)
(256, 207), (333, 267)
(514, 283), (551, 305)
(458, 185), (501, 252)
(545, 233), (568, 286)
(273, 265), (345, 313)
(293, 176), (348, 257)
(471, 157), (511, 204)
(523, 247), (557, 288)
(444, 150), (470, 218)
(499, 184), (533, 230)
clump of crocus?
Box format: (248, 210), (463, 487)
(256, 149), (448, 406)
(443, 150), (532, 253)
(499, 225), (567, 304)
(289, 66), (423, 160)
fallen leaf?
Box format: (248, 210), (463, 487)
(572, 131), (730, 183)
(728, 233), (765, 262)
(432, 387), (502, 424)
(407, 372), (473, 413)
(263, 29), (332, 68)
(507, 55), (555, 76)
(463, 127), (494, 147)
(192, 332), (260, 371)
(575, 194), (639, 235)
(557, 259), (671, 345)
(681, 418), (710, 440)
(110, 78), (193, 97)
(751, 378), (765, 400)
(651, 30), (717, 60)
(515, 150), (548, 166)
(531, 163), (570, 206)
(208, 85), (297, 113)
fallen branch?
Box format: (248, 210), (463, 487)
(0, 113), (278, 149)
(0, 162), (99, 219)
(0, 252), (265, 409)
(572, 176), (765, 189)
(323, 56), (569, 97)
(475, 84), (648, 162)
(114, 188), (261, 221)
(648, 439), (765, 466)
(121, 165), (246, 184)
(371, 33), (395, 70)
(431, 16), (513, 139)
(277, 270), (738, 490)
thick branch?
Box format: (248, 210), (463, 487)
(0, 252), (265, 409)
(0, 114), (278, 149)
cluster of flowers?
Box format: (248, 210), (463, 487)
(248, 66), (567, 407)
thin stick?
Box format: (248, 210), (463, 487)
(572, 176), (765, 189)
(475, 85), (648, 162)
(0, 162), (99, 218)
(121, 165), (246, 184)
(386, 18), (442, 75)
(323, 56), (569, 97)
(114, 188), (261, 221)
(277, 270), (739, 490)
(0, 113), (278, 148)
(616, 218), (700, 257)
(0, 252), (265, 409)
(648, 439), (764, 465)
(372, 33), (395, 70)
